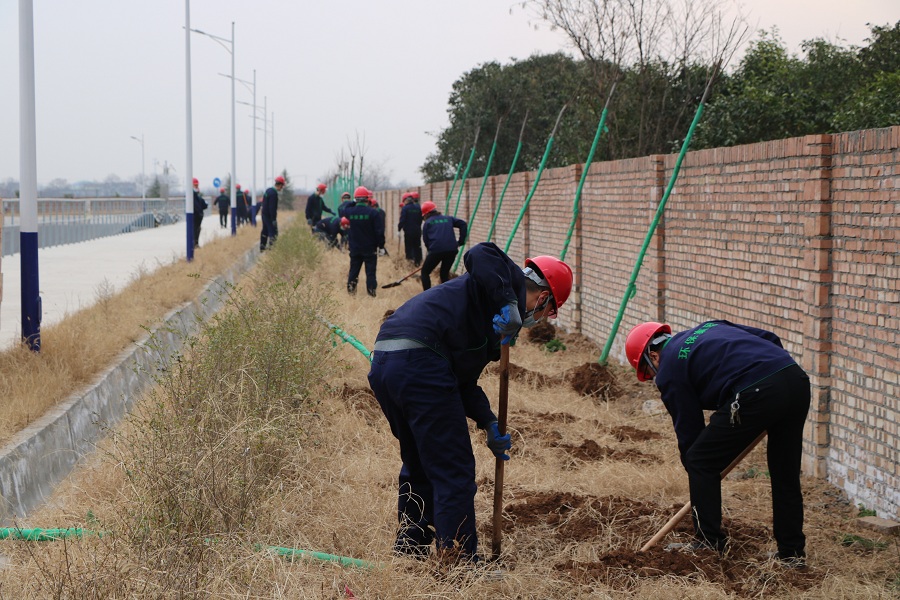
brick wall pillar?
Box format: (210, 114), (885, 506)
(800, 134), (833, 478)
(571, 163), (583, 332)
(650, 155), (667, 322)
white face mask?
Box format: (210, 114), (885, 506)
(522, 293), (550, 328)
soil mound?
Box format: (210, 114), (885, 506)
(609, 425), (662, 442)
(526, 321), (556, 344)
(567, 362), (620, 399)
(555, 439), (656, 463)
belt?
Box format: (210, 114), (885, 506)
(373, 338), (429, 352)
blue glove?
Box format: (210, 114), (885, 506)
(486, 421), (511, 460)
(492, 302), (521, 344)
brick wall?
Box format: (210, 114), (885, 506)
(385, 125), (900, 518)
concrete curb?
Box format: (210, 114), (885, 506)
(0, 247), (260, 525)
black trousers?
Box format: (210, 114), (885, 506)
(218, 210), (228, 228)
(348, 252), (378, 291)
(260, 214), (278, 250)
(403, 230), (422, 266)
(421, 250), (457, 291)
(684, 364), (810, 556)
(193, 215), (203, 248)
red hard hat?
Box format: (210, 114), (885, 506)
(421, 201), (436, 216)
(411, 191), (420, 200)
(219, 187), (226, 193)
(625, 322), (672, 381)
(340, 216), (350, 228)
(275, 176), (286, 185)
(401, 192), (412, 202)
(317, 183), (327, 192)
(341, 191), (352, 199)
(523, 256), (573, 319)
(192, 177), (199, 186)
(353, 186), (369, 200)
(236, 184), (241, 190)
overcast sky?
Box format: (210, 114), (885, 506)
(0, 0), (897, 193)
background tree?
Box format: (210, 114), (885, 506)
(831, 21), (900, 131)
(278, 169), (295, 209)
(420, 53), (598, 182)
(147, 176), (162, 198)
(520, 0), (743, 158)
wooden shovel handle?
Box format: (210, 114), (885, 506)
(639, 430), (768, 552)
(491, 343), (510, 561)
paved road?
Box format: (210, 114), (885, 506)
(0, 219), (235, 350)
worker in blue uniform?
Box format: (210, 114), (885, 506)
(344, 186), (385, 296)
(313, 215), (349, 248)
(398, 192), (423, 266)
(305, 183), (334, 228)
(625, 320), (810, 565)
(259, 176), (283, 252)
(368, 242), (573, 562)
(337, 191), (355, 218)
(420, 201), (467, 291)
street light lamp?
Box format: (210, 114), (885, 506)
(129, 134), (145, 202)
(190, 22), (237, 236)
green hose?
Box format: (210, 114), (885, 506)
(264, 545), (378, 569)
(453, 118), (503, 272)
(598, 76), (716, 365)
(486, 112), (528, 244)
(560, 83), (616, 262)
(0, 528), (96, 541)
(452, 126), (481, 218)
(0, 528), (376, 570)
(504, 104), (568, 253)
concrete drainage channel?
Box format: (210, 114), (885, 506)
(0, 247), (260, 525)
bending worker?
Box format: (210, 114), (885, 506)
(625, 320), (810, 565)
(313, 215), (350, 249)
(368, 242), (573, 563)
(420, 201), (467, 291)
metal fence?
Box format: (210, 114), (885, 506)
(1, 198), (185, 256)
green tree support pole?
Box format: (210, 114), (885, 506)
(598, 80), (715, 365)
(444, 146), (466, 213)
(316, 316), (372, 362)
(452, 126), (481, 218)
(504, 104), (568, 253)
(453, 117), (503, 272)
(486, 112), (528, 244)
(560, 83), (617, 262)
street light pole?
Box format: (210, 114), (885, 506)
(189, 22), (237, 236)
(262, 95), (267, 187)
(233, 70), (258, 224)
(271, 111), (275, 181)
(184, 0), (195, 261)
(19, 0), (41, 351)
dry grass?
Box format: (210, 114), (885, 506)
(0, 223), (262, 444)
(0, 226), (898, 598)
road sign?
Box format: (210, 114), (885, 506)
(213, 177), (221, 188)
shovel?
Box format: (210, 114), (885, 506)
(491, 342), (510, 561)
(639, 430), (768, 551)
(381, 266), (422, 289)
